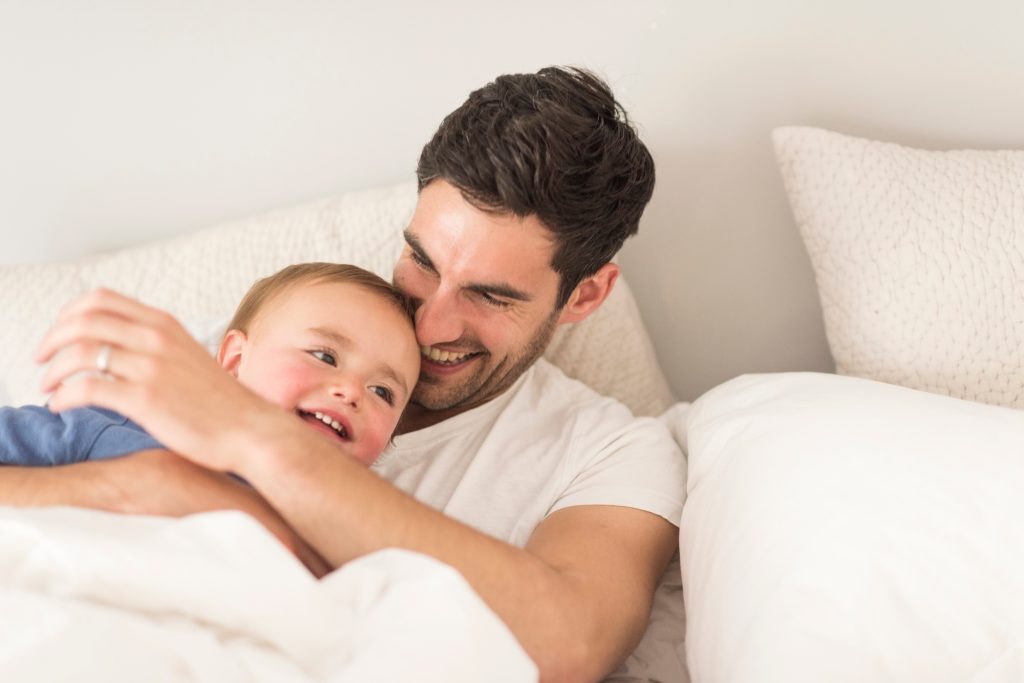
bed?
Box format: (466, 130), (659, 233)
(2, 126), (1022, 682)
(0, 177), (681, 681)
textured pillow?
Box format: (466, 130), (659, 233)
(0, 181), (673, 416)
(773, 127), (1024, 409)
(679, 372), (1024, 682)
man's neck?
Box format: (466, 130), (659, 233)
(396, 365), (539, 435)
(395, 402), (471, 434)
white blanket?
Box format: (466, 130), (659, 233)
(0, 507), (537, 682)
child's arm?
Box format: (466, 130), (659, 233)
(0, 405), (162, 466)
(0, 448), (330, 576)
(0, 405), (73, 465)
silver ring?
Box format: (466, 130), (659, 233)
(96, 344), (112, 374)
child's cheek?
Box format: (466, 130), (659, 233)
(248, 358), (321, 408)
(355, 415), (394, 466)
(277, 361), (323, 403)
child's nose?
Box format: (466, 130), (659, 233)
(330, 378), (360, 407)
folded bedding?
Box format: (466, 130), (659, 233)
(0, 507), (537, 682)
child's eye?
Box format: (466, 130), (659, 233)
(370, 386), (394, 405)
(310, 350), (337, 366)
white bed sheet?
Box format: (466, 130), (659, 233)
(0, 507), (537, 682)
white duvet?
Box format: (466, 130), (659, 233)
(0, 507), (537, 682)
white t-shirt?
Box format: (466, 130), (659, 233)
(372, 359), (685, 548)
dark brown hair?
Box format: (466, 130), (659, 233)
(227, 262), (416, 334)
(416, 66), (655, 307)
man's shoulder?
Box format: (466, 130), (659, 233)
(523, 358), (622, 406)
(510, 359), (660, 437)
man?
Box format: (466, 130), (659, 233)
(11, 67), (685, 682)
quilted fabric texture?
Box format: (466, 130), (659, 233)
(0, 181), (673, 416)
(774, 127), (1024, 409)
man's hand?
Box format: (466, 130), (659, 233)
(34, 288), (290, 473)
(31, 288), (335, 575)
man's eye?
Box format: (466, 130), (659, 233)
(370, 386), (394, 405)
(310, 350), (337, 366)
(409, 250), (434, 271)
(480, 291), (511, 309)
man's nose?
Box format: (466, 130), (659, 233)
(415, 286), (464, 347)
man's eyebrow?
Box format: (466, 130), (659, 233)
(403, 230), (532, 302)
(403, 231), (434, 266)
(308, 327), (409, 395)
(466, 283), (532, 302)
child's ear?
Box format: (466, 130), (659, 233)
(217, 329), (248, 377)
(557, 262), (620, 325)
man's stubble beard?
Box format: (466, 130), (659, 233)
(412, 309), (560, 413)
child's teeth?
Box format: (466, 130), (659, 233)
(309, 411), (345, 436)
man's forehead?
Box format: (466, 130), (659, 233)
(414, 181), (555, 244)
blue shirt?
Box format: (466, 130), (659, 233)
(0, 405), (163, 466)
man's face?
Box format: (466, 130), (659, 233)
(393, 180), (565, 414)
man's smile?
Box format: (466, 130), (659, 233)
(419, 345), (483, 375)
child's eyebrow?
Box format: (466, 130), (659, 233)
(310, 326), (353, 350)
(308, 327), (409, 395)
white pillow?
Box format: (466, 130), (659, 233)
(773, 127), (1024, 409)
(0, 180), (673, 416)
(678, 372), (1024, 683)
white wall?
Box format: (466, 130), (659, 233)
(3, 1), (1023, 400)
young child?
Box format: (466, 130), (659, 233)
(0, 263), (421, 468)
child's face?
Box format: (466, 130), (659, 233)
(217, 280), (420, 465)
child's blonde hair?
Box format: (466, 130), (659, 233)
(227, 263), (416, 335)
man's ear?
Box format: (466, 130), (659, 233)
(557, 262), (620, 325)
(217, 329), (248, 377)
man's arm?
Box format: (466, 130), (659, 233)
(0, 457), (125, 508)
(0, 449), (330, 577)
(187, 420), (679, 682)
(199, 423), (678, 681)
